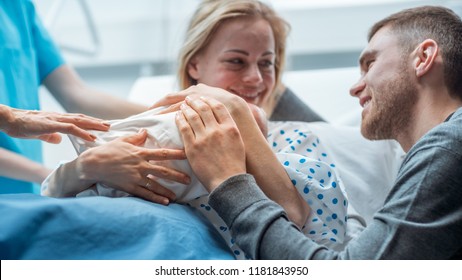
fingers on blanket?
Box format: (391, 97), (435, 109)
(143, 163), (190, 185)
(135, 177), (176, 205)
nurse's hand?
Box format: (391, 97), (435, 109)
(75, 129), (190, 205)
(175, 96), (246, 192)
(0, 105), (110, 144)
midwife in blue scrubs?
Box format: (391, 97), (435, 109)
(0, 0), (148, 193)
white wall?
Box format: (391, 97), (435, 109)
(37, 0), (462, 168)
(34, 0), (461, 70)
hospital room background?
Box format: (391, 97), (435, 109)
(34, 0), (462, 173)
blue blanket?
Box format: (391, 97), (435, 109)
(0, 194), (234, 260)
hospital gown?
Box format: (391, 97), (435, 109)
(42, 108), (348, 259)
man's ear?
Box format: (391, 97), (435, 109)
(413, 39), (438, 77)
(187, 55), (201, 80)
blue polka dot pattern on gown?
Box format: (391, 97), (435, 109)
(267, 121), (348, 248)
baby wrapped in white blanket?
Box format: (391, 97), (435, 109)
(61, 108), (349, 258)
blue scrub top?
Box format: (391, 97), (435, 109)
(0, 0), (64, 193)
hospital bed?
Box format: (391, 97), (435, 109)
(0, 67), (404, 259)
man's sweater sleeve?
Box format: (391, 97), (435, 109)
(208, 174), (335, 259)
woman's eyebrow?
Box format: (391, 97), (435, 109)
(225, 49), (249, 55)
(262, 50), (275, 56)
(224, 49), (275, 56)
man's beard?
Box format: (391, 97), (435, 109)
(361, 68), (418, 141)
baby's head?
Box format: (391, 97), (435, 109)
(248, 103), (268, 137)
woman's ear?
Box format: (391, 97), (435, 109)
(413, 39), (438, 77)
(187, 56), (201, 80)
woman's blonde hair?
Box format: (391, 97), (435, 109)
(177, 0), (290, 90)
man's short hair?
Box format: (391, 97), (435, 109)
(369, 6), (462, 98)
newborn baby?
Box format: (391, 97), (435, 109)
(71, 106), (268, 203)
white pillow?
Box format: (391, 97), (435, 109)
(128, 75), (178, 105)
(293, 122), (405, 224)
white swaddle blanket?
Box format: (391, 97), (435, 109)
(64, 108), (349, 258)
(72, 108), (206, 202)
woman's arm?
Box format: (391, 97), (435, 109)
(43, 65), (148, 119)
(170, 86), (310, 227)
(227, 98), (310, 227)
(43, 129), (190, 205)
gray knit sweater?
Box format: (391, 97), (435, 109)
(209, 108), (462, 259)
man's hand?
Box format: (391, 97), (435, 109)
(175, 96), (246, 191)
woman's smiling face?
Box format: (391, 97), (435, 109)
(187, 17), (276, 107)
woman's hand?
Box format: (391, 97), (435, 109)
(74, 129), (190, 204)
(175, 96), (246, 191)
(0, 105), (110, 143)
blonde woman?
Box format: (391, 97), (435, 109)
(177, 0), (324, 122)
